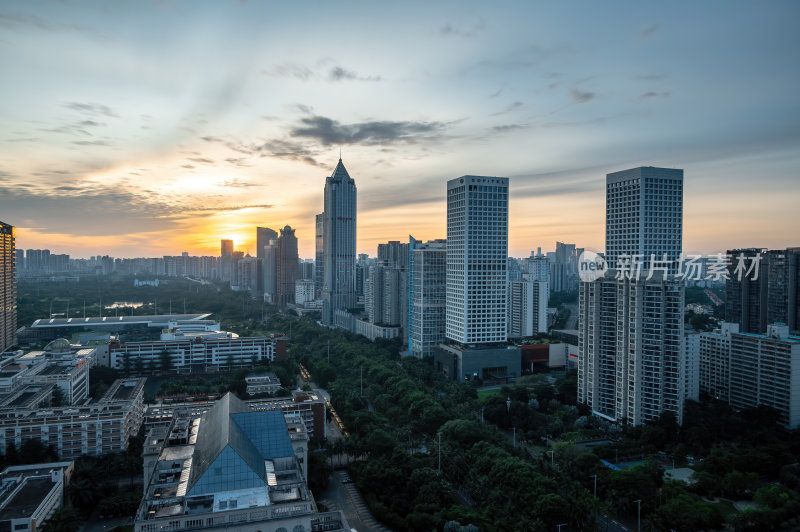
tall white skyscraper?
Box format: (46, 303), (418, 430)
(446, 176), (508, 345)
(322, 158), (357, 324)
(605, 166), (683, 272)
(578, 166), (686, 426)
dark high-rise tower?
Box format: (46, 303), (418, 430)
(0, 221), (16, 352)
(322, 158), (357, 324)
(276, 226), (298, 307)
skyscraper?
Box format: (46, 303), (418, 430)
(322, 158), (357, 325)
(256, 227), (278, 260)
(314, 213), (324, 297)
(446, 176), (509, 345)
(276, 225), (298, 307)
(605, 166), (683, 272)
(409, 237), (447, 358)
(578, 166), (686, 425)
(0, 221), (16, 352)
(220, 239), (234, 282)
(263, 238), (278, 304)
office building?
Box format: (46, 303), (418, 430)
(0, 378), (145, 459)
(295, 279), (316, 306)
(0, 222), (16, 352)
(314, 213), (324, 298)
(276, 226), (298, 307)
(256, 227), (278, 261)
(445, 176), (509, 345)
(408, 238), (447, 358)
(436, 176), (519, 383)
(508, 280), (548, 338)
(322, 158), (357, 324)
(134, 393), (348, 532)
(110, 334), (287, 372)
(605, 167), (683, 273)
(263, 238), (279, 304)
(0, 461), (74, 532)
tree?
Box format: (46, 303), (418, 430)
(51, 386), (66, 407)
(159, 350), (173, 374)
(39, 506), (80, 532)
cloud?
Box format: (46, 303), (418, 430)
(64, 102), (118, 117)
(182, 204), (273, 213)
(218, 178), (261, 188)
(187, 157), (214, 165)
(439, 20), (486, 38)
(570, 89), (596, 104)
(491, 101), (524, 116)
(265, 62), (381, 83)
(638, 91), (671, 100)
(328, 66), (381, 82)
(72, 140), (112, 146)
(488, 87), (504, 99)
(289, 115), (449, 146)
(265, 63), (314, 81)
(639, 24), (659, 40)
(491, 123), (529, 133)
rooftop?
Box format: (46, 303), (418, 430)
(0, 477), (56, 520)
(30, 314), (211, 329)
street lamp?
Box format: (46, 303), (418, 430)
(591, 474), (597, 498)
(506, 396), (511, 413)
(547, 450), (554, 467)
(634, 499), (641, 532)
(556, 523), (567, 532)
(512, 427), (516, 448)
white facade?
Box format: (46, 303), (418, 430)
(605, 167), (683, 273)
(446, 176), (509, 345)
(508, 280), (548, 338)
(322, 158), (357, 324)
(578, 273), (685, 425)
(295, 279), (315, 306)
(699, 323), (800, 429)
(409, 238), (447, 358)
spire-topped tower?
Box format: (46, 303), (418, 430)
(321, 157), (357, 325)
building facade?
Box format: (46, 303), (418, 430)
(605, 167), (683, 273)
(578, 273), (685, 425)
(508, 280), (548, 339)
(408, 238), (447, 358)
(276, 225), (298, 307)
(322, 159), (357, 324)
(0, 222), (16, 353)
(445, 176), (509, 345)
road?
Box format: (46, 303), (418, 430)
(318, 470), (393, 532)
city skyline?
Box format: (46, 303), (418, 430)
(1, 1), (799, 259)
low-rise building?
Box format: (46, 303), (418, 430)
(135, 393), (347, 532)
(245, 373), (281, 396)
(0, 461), (74, 532)
(110, 335), (287, 373)
(0, 378), (145, 459)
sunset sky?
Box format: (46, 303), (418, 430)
(1, 1), (798, 259)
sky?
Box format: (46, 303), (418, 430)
(1, 0), (798, 259)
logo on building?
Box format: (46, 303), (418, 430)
(578, 250), (607, 282)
